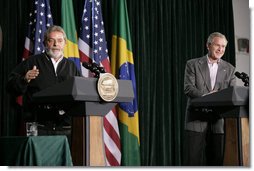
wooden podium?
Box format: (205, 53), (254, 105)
(190, 86), (249, 166)
(32, 76), (134, 166)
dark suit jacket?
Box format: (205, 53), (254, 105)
(7, 53), (81, 123)
(184, 55), (236, 133)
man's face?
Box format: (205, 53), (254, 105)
(207, 37), (227, 60)
(45, 31), (66, 59)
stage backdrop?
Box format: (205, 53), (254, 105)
(0, 0), (235, 166)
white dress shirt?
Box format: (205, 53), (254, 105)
(50, 57), (63, 76)
(207, 56), (220, 90)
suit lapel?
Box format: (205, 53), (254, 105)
(198, 56), (211, 91)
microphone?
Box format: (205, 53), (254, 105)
(234, 71), (242, 78)
(82, 62), (105, 77)
(82, 61), (92, 70)
(91, 62), (105, 73)
(235, 71), (249, 87)
(241, 72), (248, 78)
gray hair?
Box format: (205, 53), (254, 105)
(43, 25), (67, 44)
(206, 32), (228, 45)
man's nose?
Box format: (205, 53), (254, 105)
(53, 41), (58, 46)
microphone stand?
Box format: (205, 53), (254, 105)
(235, 72), (249, 87)
(82, 62), (105, 78)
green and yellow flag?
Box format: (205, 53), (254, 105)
(111, 0), (141, 166)
(61, 0), (81, 70)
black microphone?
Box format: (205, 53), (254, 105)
(241, 72), (248, 78)
(82, 61), (92, 70)
(91, 62), (106, 73)
(234, 71), (242, 78)
(235, 71), (249, 87)
(82, 62), (105, 77)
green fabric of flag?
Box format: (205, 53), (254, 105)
(61, 0), (81, 70)
(111, 0), (141, 166)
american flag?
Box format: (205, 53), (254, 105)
(17, 0), (53, 106)
(78, 0), (121, 166)
(22, 0), (53, 59)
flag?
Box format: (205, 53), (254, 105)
(22, 0), (53, 59)
(18, 0), (53, 105)
(61, 0), (81, 70)
(78, 0), (121, 166)
(111, 0), (141, 166)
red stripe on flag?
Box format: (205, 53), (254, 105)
(104, 145), (121, 166)
(16, 96), (23, 106)
(103, 117), (121, 149)
(22, 48), (31, 60)
(111, 107), (117, 117)
(101, 58), (111, 73)
(79, 49), (91, 63)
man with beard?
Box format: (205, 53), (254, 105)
(7, 25), (81, 141)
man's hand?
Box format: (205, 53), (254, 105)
(24, 65), (39, 83)
(202, 90), (218, 96)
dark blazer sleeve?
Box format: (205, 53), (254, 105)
(6, 60), (30, 96)
(184, 59), (204, 98)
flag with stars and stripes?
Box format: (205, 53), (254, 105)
(78, 0), (121, 166)
(22, 0), (53, 60)
(18, 0), (53, 106)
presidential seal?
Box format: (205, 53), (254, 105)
(97, 73), (119, 102)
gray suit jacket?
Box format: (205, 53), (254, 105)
(184, 55), (236, 133)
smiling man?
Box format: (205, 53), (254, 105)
(183, 32), (236, 166)
(7, 25), (81, 142)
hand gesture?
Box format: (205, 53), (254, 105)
(24, 65), (39, 83)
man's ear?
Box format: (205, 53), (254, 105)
(206, 43), (210, 50)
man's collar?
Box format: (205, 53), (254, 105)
(207, 55), (221, 64)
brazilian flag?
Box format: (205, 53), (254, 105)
(61, 0), (81, 70)
(111, 0), (141, 166)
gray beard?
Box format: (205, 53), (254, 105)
(45, 48), (63, 59)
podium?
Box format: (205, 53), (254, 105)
(190, 86), (249, 166)
(33, 76), (134, 166)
